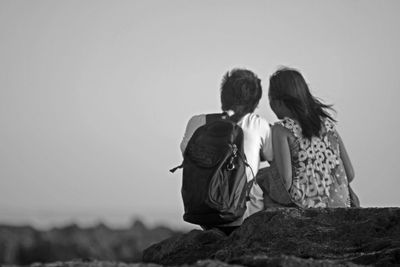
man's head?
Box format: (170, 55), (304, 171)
(220, 68), (262, 117)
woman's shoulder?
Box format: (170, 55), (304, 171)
(273, 117), (302, 138)
(323, 118), (336, 132)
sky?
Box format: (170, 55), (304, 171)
(0, 0), (399, 229)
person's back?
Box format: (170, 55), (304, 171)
(182, 112), (272, 186)
(179, 68), (273, 234)
(272, 117), (350, 208)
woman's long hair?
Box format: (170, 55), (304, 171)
(269, 67), (336, 139)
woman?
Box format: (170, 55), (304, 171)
(266, 67), (355, 208)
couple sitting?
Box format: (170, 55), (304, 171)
(179, 67), (356, 235)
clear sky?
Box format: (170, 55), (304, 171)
(1, 0), (399, 229)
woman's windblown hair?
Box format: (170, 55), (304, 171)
(269, 67), (336, 139)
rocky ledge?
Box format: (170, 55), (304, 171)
(143, 208), (400, 266)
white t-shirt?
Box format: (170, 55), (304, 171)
(180, 111), (273, 224)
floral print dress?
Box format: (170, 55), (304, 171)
(276, 118), (350, 208)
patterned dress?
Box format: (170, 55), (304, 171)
(276, 117), (350, 208)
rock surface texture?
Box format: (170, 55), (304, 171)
(143, 208), (400, 266)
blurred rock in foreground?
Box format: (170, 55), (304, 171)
(7, 259), (243, 267)
(143, 208), (400, 266)
(0, 219), (183, 265)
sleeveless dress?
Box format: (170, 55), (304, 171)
(276, 117), (350, 208)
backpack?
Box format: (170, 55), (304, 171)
(170, 113), (253, 226)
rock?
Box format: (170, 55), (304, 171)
(143, 208), (400, 266)
(28, 259), (163, 267)
(142, 229), (226, 265)
(10, 259), (244, 267)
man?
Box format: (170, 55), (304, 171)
(180, 68), (273, 234)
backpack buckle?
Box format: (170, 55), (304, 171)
(231, 144), (238, 156)
(227, 162), (235, 171)
(226, 144), (238, 171)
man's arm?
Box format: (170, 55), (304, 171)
(260, 122), (274, 163)
(180, 115), (206, 154)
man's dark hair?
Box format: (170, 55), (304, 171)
(220, 68), (262, 118)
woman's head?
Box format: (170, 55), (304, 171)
(268, 67), (336, 139)
(220, 68), (262, 118)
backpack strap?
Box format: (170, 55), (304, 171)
(205, 112), (227, 124)
(169, 164), (183, 173)
(171, 113), (226, 173)
(206, 112), (243, 124)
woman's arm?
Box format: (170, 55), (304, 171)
(337, 132), (355, 183)
(271, 124), (292, 190)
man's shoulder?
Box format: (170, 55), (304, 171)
(188, 114), (206, 122)
(181, 114), (207, 153)
(245, 113), (270, 128)
(185, 114), (207, 129)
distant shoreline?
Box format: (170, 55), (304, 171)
(0, 208), (197, 231)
